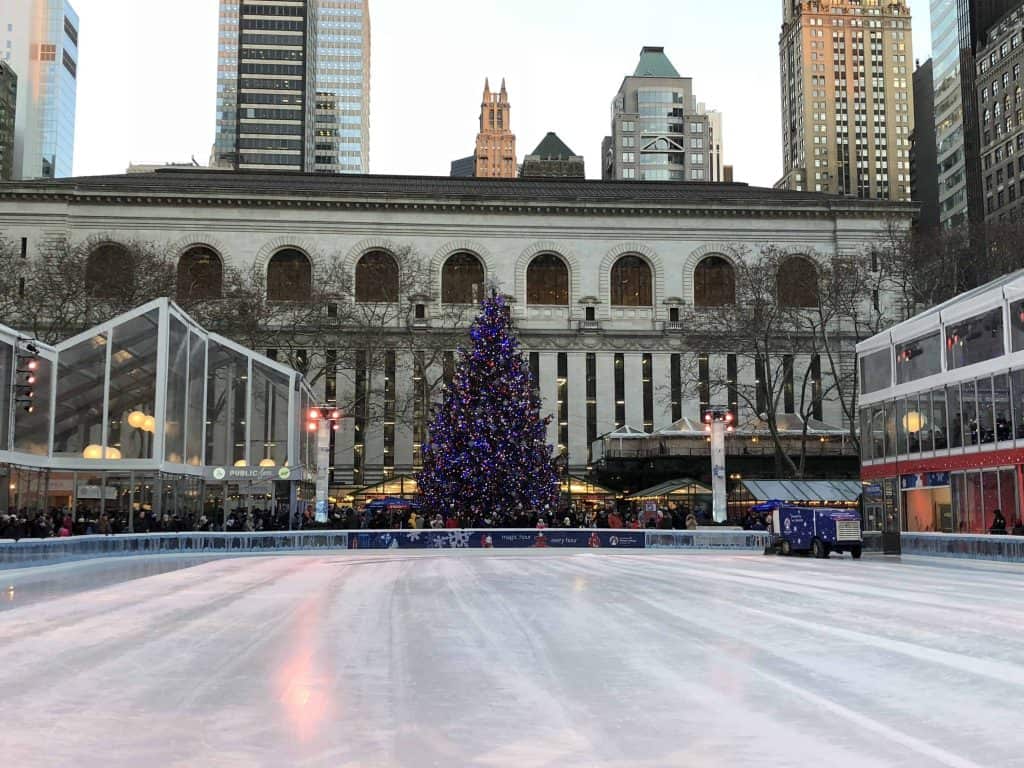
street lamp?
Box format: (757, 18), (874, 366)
(704, 407), (735, 524)
(306, 406), (345, 516)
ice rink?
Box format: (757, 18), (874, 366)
(2, 550), (1023, 767)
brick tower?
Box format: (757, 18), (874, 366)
(474, 78), (517, 178)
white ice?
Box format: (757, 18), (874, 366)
(2, 551), (1024, 767)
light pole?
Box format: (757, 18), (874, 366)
(306, 406), (343, 521)
(703, 407), (735, 523)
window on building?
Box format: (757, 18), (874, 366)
(693, 256), (736, 306)
(614, 353), (625, 428)
(670, 353), (682, 422)
(610, 255), (652, 306)
(176, 246), (223, 303)
(586, 353), (598, 463)
(267, 248), (312, 301)
(699, 353), (711, 418)
(85, 243), (131, 299)
(895, 332), (942, 384)
(355, 250), (399, 302)
(777, 256), (819, 307)
(860, 347), (892, 395)
(441, 252), (484, 304)
(946, 307), (1005, 369)
(526, 253), (569, 305)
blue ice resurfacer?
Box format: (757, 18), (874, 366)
(753, 500), (863, 559)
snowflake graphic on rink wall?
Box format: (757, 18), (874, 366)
(417, 294), (560, 524)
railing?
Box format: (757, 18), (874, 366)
(899, 532), (1024, 562)
(645, 530), (771, 550)
(0, 528), (772, 569)
(0, 531), (351, 569)
(598, 441), (856, 459)
(6, 529), (1021, 569)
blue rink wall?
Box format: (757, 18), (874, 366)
(0, 529), (769, 569)
(2, 530), (1024, 570)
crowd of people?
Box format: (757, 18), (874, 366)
(6, 502), (1024, 541)
(1, 501), (725, 540)
(0, 505), (300, 540)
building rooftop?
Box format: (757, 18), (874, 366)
(0, 169), (918, 216)
(527, 132), (578, 159)
(633, 46), (680, 78)
(857, 268), (1024, 352)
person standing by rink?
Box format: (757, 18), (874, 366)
(990, 509), (1008, 535)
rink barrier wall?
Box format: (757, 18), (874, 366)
(0, 532), (352, 569)
(9, 529), (1021, 568)
(0, 528), (771, 569)
(899, 532), (1024, 562)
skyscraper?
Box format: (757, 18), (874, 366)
(313, 1), (370, 174)
(602, 47), (715, 182)
(704, 108), (727, 182)
(0, 61), (16, 181)
(213, 0), (370, 174)
(930, 0), (1016, 228)
(474, 79), (516, 178)
(911, 58), (940, 228)
(976, 4), (1024, 223)
(0, 0), (78, 180)
(778, 0), (914, 200)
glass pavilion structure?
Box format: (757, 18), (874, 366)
(857, 270), (1024, 535)
(1, 299), (317, 527)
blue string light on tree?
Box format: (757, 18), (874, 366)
(417, 293), (560, 524)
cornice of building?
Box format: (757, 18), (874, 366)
(0, 172), (918, 221)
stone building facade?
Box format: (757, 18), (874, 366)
(0, 171), (914, 489)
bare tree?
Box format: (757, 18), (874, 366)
(5, 235), (178, 343)
(198, 246), (479, 427)
(0, 237), (29, 323)
(678, 244), (845, 477)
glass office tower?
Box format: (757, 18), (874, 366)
(313, 1), (370, 174)
(931, 0), (1017, 227)
(0, 0), (78, 179)
(213, 0), (369, 174)
(932, 0), (968, 226)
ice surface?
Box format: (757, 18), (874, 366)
(2, 551), (1023, 767)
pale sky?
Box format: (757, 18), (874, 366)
(70, 0), (934, 187)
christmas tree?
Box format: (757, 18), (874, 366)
(418, 294), (560, 524)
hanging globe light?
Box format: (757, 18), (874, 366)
(104, 446), (122, 460)
(259, 458), (275, 468)
(82, 444), (103, 460)
(142, 415), (156, 433)
(127, 411), (148, 429)
(234, 459), (247, 468)
(902, 411), (926, 434)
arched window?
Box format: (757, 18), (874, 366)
(85, 243), (131, 299)
(777, 256), (819, 307)
(441, 252), (485, 304)
(176, 246), (223, 302)
(355, 250), (399, 302)
(526, 253), (569, 305)
(610, 255), (652, 307)
(267, 248), (311, 301)
(693, 256), (736, 307)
